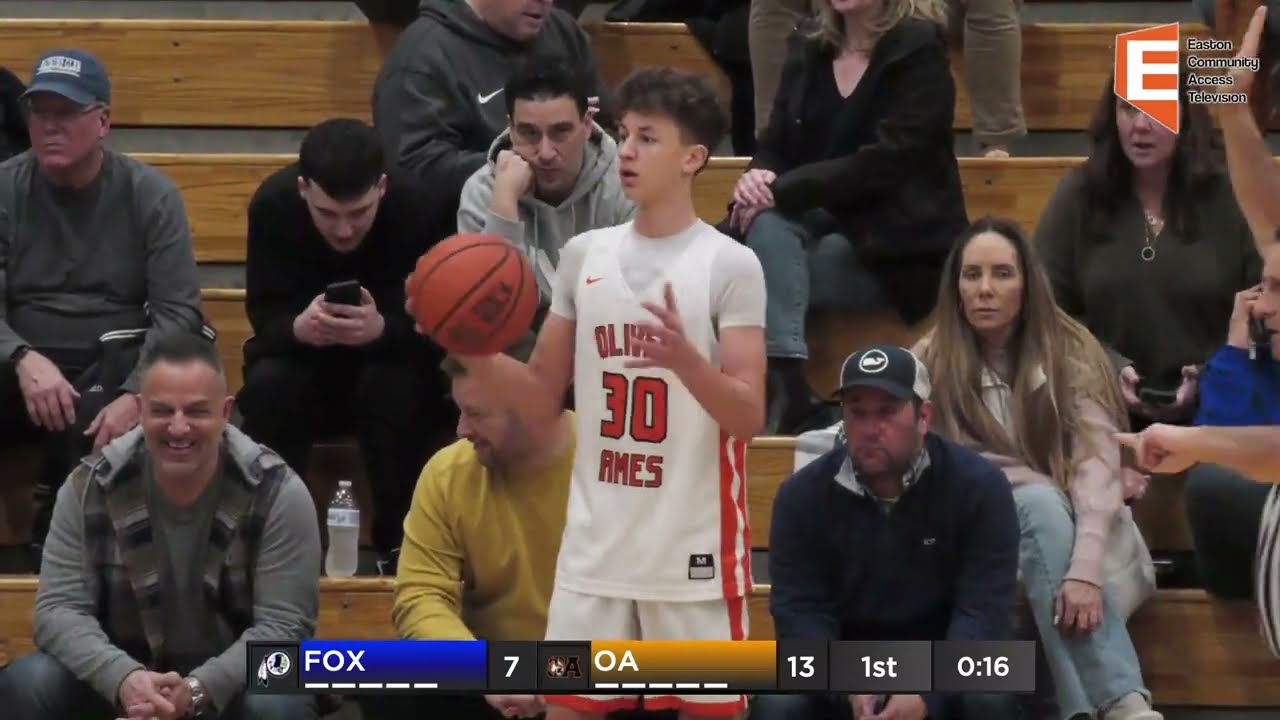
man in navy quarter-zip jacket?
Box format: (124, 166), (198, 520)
(752, 345), (1022, 720)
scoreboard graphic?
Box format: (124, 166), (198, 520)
(248, 639), (1036, 695)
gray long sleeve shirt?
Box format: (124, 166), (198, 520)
(0, 149), (202, 391)
(32, 435), (322, 711)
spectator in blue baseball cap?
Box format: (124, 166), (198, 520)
(20, 49), (112, 185)
(0, 47), (206, 568)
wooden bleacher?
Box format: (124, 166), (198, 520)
(0, 19), (1240, 132)
(149, 151), (1077, 401)
(0, 433), (1271, 701)
(0, 437), (1262, 702)
(1, 9), (1275, 709)
(145, 153), (1111, 267)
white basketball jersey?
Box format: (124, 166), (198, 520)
(556, 224), (751, 602)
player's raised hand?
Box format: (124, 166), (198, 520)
(1232, 6), (1267, 96)
(627, 282), (700, 376)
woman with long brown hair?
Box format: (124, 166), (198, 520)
(1034, 72), (1259, 429)
(916, 217), (1160, 720)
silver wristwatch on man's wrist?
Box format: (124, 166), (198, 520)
(185, 676), (211, 718)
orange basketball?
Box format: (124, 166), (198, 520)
(408, 233), (538, 355)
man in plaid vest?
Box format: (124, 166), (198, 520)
(0, 333), (322, 719)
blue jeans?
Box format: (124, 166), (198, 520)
(744, 209), (887, 359)
(0, 651), (320, 720)
(750, 691), (1021, 719)
(1014, 484), (1150, 720)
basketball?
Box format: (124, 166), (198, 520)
(407, 233), (538, 355)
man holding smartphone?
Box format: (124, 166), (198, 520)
(237, 118), (455, 573)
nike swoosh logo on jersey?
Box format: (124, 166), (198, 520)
(477, 89), (502, 104)
(586, 276), (603, 285)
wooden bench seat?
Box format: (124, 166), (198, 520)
(153, 154), (1280, 265)
(1, 576), (1276, 706)
(0, 20), (386, 128)
(586, 22), (1229, 132)
(144, 153), (1111, 263)
(0, 19), (1236, 132)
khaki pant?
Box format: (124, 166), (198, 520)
(947, 0), (1026, 146)
(747, 0), (1026, 147)
(748, 0), (815, 138)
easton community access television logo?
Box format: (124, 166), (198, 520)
(1114, 22), (1257, 134)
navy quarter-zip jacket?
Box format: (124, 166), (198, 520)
(768, 432), (1019, 716)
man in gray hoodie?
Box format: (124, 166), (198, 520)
(372, 0), (612, 214)
(457, 56), (635, 311)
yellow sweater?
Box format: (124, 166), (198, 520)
(393, 417), (574, 641)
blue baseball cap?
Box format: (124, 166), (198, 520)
(21, 49), (111, 106)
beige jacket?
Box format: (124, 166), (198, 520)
(913, 338), (1122, 586)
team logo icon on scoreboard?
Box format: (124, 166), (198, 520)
(247, 643), (301, 694)
(546, 655), (582, 679)
(257, 652), (292, 687)
(538, 642), (592, 692)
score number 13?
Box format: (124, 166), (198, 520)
(787, 655), (815, 678)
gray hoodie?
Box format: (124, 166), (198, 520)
(457, 125), (635, 302)
(372, 0), (612, 210)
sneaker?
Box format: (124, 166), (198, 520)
(1102, 693), (1162, 720)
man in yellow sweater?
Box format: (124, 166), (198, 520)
(357, 334), (575, 720)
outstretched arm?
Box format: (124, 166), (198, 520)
(1119, 424), (1280, 482)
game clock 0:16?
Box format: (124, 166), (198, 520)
(957, 655), (1008, 678)
(932, 641), (1037, 694)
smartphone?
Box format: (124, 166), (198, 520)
(1251, 317), (1273, 356)
(324, 280), (361, 306)
(1137, 386), (1177, 405)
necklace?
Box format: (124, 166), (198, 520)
(1141, 211), (1164, 262)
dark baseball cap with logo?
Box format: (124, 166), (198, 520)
(21, 49), (111, 106)
(832, 344), (932, 402)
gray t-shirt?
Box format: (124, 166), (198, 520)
(146, 454), (224, 675)
(0, 149), (202, 388)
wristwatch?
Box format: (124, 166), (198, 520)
(185, 676), (211, 718)
(9, 345), (30, 364)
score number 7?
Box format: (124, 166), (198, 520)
(505, 656), (520, 678)
(600, 372), (670, 443)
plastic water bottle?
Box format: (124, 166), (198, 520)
(325, 480), (360, 578)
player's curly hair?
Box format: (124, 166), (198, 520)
(614, 66), (728, 155)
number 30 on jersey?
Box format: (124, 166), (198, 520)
(597, 372), (669, 488)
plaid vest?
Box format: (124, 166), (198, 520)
(71, 426), (289, 667)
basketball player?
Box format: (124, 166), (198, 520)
(451, 67), (767, 719)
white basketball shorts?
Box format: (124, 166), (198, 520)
(541, 586), (749, 716)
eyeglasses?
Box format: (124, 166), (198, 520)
(23, 101), (105, 127)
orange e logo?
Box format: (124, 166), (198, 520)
(1114, 23), (1181, 133)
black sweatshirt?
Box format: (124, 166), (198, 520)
(242, 163), (450, 365)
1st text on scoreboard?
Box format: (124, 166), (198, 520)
(246, 639), (1035, 694)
